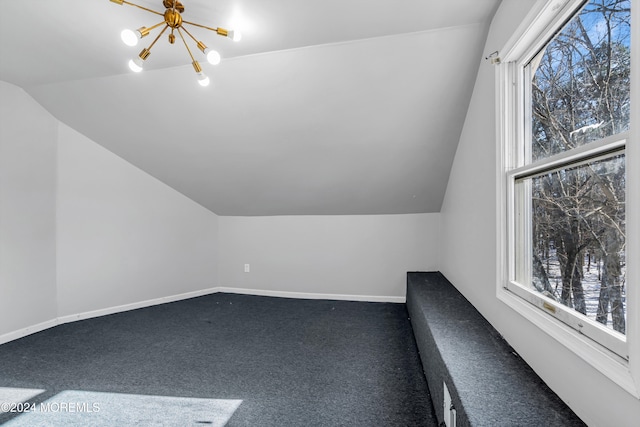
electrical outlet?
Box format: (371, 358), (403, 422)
(244, 264), (250, 273)
(443, 381), (456, 427)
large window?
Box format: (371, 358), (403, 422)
(503, 0), (631, 360)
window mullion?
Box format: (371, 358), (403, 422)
(511, 134), (628, 180)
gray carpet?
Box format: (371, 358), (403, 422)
(0, 293), (437, 426)
(2, 390), (242, 427)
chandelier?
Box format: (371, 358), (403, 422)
(110, 0), (241, 86)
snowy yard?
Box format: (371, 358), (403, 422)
(540, 249), (627, 330)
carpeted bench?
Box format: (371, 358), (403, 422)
(406, 272), (585, 427)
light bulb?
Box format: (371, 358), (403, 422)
(205, 48), (221, 65)
(121, 29), (139, 46)
(128, 57), (144, 72)
(228, 30), (242, 42)
(197, 72), (210, 87)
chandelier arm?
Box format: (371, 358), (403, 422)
(181, 20), (226, 35)
(179, 25), (200, 45)
(119, 1), (164, 17)
(146, 24), (170, 51)
(146, 20), (169, 33)
(176, 27), (196, 62)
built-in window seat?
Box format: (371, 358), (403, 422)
(406, 272), (585, 426)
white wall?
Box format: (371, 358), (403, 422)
(0, 82), (220, 341)
(1, 79), (433, 343)
(440, 1), (640, 425)
(0, 81), (57, 337)
(219, 213), (439, 300)
(56, 124), (219, 317)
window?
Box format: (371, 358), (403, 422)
(498, 0), (634, 371)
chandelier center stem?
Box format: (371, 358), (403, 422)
(164, 9), (183, 28)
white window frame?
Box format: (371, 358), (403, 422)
(496, 0), (639, 397)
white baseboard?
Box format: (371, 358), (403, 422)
(0, 287), (219, 346)
(57, 287), (220, 325)
(217, 286), (406, 303)
(0, 319), (59, 346)
(0, 286), (404, 345)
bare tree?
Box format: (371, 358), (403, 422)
(529, 0), (629, 332)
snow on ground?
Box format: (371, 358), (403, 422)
(540, 249), (626, 331)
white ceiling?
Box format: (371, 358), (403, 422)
(0, 0), (500, 215)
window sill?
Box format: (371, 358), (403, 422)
(497, 286), (639, 398)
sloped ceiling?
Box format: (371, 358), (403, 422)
(0, 0), (500, 215)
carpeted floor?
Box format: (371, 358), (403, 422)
(0, 293), (437, 426)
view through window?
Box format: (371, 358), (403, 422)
(510, 0), (630, 351)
